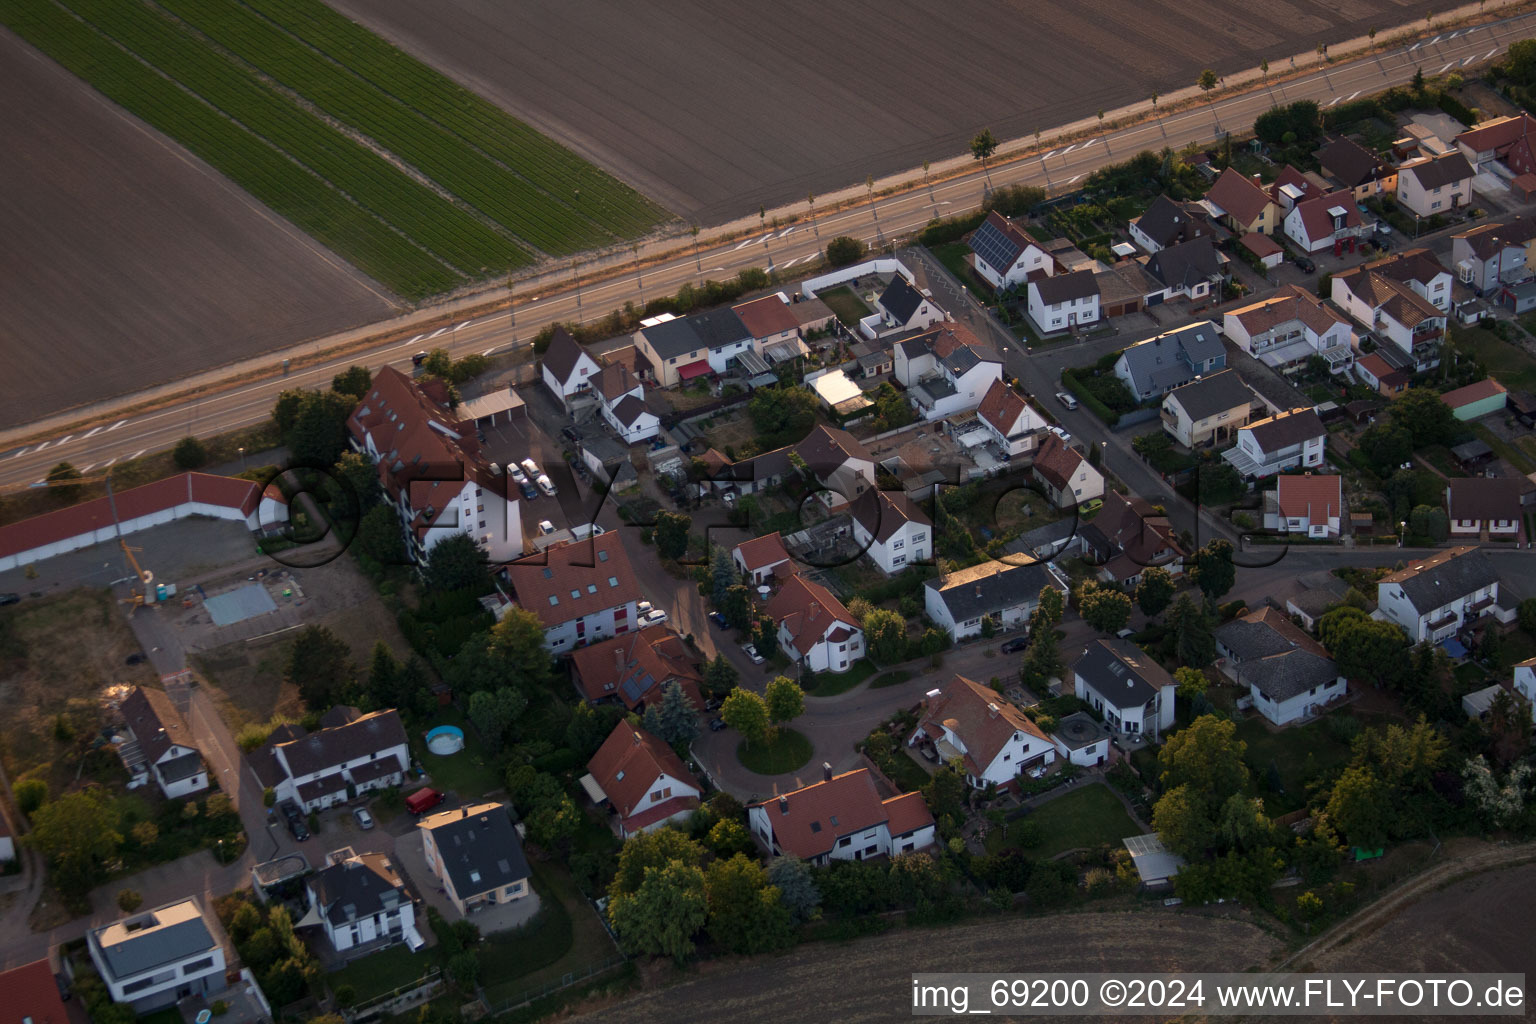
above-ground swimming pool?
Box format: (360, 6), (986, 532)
(425, 725), (465, 756)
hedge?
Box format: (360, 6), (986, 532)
(919, 210), (986, 247)
(1059, 368), (1120, 427)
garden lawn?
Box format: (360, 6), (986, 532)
(870, 669), (915, 689)
(414, 707), (503, 800)
(806, 660), (876, 696)
(819, 286), (872, 327)
(928, 242), (996, 301)
(327, 943), (431, 1003)
(1236, 716), (1351, 815)
(479, 863), (618, 1006)
(1453, 325), (1536, 393)
(884, 748), (933, 794)
(737, 728), (813, 774)
(1022, 784), (1141, 859)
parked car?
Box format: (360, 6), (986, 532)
(704, 697), (722, 712)
(536, 474), (557, 497)
(0, 593), (20, 606)
(405, 787), (445, 815)
(1055, 392), (1078, 410)
(519, 480), (539, 500)
(560, 426), (579, 442)
(520, 458), (541, 479)
(1294, 255), (1317, 273)
(1079, 497), (1103, 515)
(1048, 425), (1072, 444)
(708, 611), (729, 628)
(742, 644), (765, 664)
(537, 520), (557, 536)
(279, 800), (309, 841)
(507, 463), (528, 485)
(637, 608), (669, 627)
(709, 717), (728, 732)
(353, 807), (375, 830)
(999, 636), (1030, 654)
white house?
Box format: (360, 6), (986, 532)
(849, 487), (931, 574)
(732, 531), (794, 585)
(910, 675), (1055, 789)
(732, 293), (805, 352)
(1128, 194), (1212, 254)
(302, 850), (422, 953)
(1396, 151), (1475, 218)
(1213, 607), (1347, 726)
(593, 363), (660, 444)
(1222, 286), (1354, 375)
(1159, 370), (1255, 449)
(766, 573), (865, 672)
(1071, 637), (1177, 740)
(924, 558), (1059, 641)
(88, 899), (226, 1012)
(747, 767), (934, 865)
(1078, 491), (1186, 587)
(1141, 236), (1228, 303)
(975, 379), (1046, 457)
(540, 326), (601, 410)
(1283, 190), (1365, 254)
(504, 533), (644, 651)
(1454, 112), (1536, 171)
(1376, 546), (1509, 643)
(1050, 712), (1112, 767)
(1221, 407), (1327, 480)
(1331, 261), (1448, 372)
(1027, 269), (1100, 332)
(419, 803), (531, 917)
(1264, 474), (1343, 538)
(119, 687), (208, 800)
(874, 275), (946, 333)
(1446, 477), (1523, 538)
(1515, 657), (1536, 704)
(1333, 249), (1453, 314)
(632, 307), (755, 387)
(348, 368), (522, 563)
(1030, 435), (1104, 509)
(893, 323), (1003, 421)
(968, 211), (1054, 290)
(583, 722), (702, 837)
(1451, 220), (1536, 295)
(253, 707), (410, 813)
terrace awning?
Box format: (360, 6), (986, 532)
(678, 360), (712, 380)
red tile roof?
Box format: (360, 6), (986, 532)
(0, 960), (68, 1024)
(749, 768), (929, 860)
(1228, 284), (1349, 337)
(766, 573), (858, 656)
(975, 379), (1032, 437)
(848, 488), (929, 544)
(1206, 167), (1276, 225)
(1291, 190), (1362, 245)
(1356, 353), (1408, 387)
(1240, 232), (1283, 259)
(505, 533), (642, 629)
(568, 625), (702, 709)
(881, 792), (934, 839)
(1441, 377), (1507, 409)
(916, 675), (1048, 778)
(1031, 434), (1090, 495)
(733, 531), (793, 572)
(0, 473), (259, 561)
(587, 722), (700, 822)
(1275, 474), (1342, 527)
(732, 294), (802, 339)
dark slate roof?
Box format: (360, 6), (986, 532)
(1145, 236), (1224, 291)
(878, 276), (925, 324)
(158, 751), (205, 784)
(940, 344), (986, 377)
(1071, 637), (1174, 709)
(309, 854), (409, 927)
(849, 488), (930, 543)
(640, 308), (750, 360)
(276, 709), (407, 779)
(1031, 268), (1100, 304)
(610, 394), (652, 428)
(1245, 408), (1326, 453)
(1002, 518), (1080, 559)
(1164, 370), (1254, 421)
(1380, 547), (1501, 615)
(1401, 151), (1474, 191)
(970, 211), (1037, 274)
(1134, 195), (1209, 247)
(92, 902), (215, 982)
(1242, 649), (1342, 702)
(542, 326), (587, 385)
(1317, 136), (1385, 187)
(422, 804), (531, 898)
(925, 559), (1052, 622)
(122, 687), (197, 767)
(1117, 322), (1224, 397)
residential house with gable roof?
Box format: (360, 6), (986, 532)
(1264, 474), (1344, 538)
(746, 767), (934, 864)
(1354, 352), (1410, 396)
(1222, 407), (1327, 479)
(0, 959), (69, 1023)
(1072, 637), (1176, 740)
(1446, 477), (1524, 539)
(874, 276), (946, 333)
(1284, 190), (1365, 254)
(849, 488), (931, 574)
(592, 362), (660, 444)
(975, 379), (1046, 457)
(732, 293), (804, 355)
(1336, 248), (1453, 314)
(1515, 656), (1536, 704)
(732, 531), (794, 584)
(504, 532), (643, 651)
(419, 803), (531, 916)
(1266, 164), (1323, 212)
(1079, 492), (1186, 586)
(347, 368), (521, 563)
(1214, 608), (1346, 725)
(1396, 151), (1475, 218)
(1031, 434), (1104, 508)
(1142, 236), (1227, 303)
(118, 687), (208, 800)
(1205, 168), (1280, 235)
(540, 326), (601, 410)
(1333, 265), (1446, 372)
(766, 573), (865, 672)
(249, 706), (410, 813)
(568, 625), (703, 711)
(1452, 219), (1536, 294)
(968, 211), (1054, 290)
(795, 423), (877, 504)
(893, 322), (1003, 420)
(632, 307), (754, 387)
(1376, 545), (1511, 643)
(1223, 285), (1354, 375)
(1159, 370), (1256, 448)
(910, 675), (1055, 788)
(583, 722), (701, 837)
(1128, 195), (1212, 253)
(1113, 321), (1227, 402)
(1317, 136), (1396, 200)
(302, 848), (422, 954)
(1442, 378), (1508, 420)
(1455, 112), (1536, 172)
(924, 557), (1059, 640)
(1027, 269), (1101, 332)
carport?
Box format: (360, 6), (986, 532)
(459, 385), (526, 427)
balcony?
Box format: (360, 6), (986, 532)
(1426, 610), (1460, 632)
(1467, 594), (1496, 614)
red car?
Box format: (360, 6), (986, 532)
(405, 787), (445, 815)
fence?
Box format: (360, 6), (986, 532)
(344, 969), (443, 1023)
(800, 257), (913, 299)
(482, 955), (630, 1017)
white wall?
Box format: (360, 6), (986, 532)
(801, 258), (913, 299)
(1253, 677), (1347, 726)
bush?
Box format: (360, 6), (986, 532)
(14, 778), (46, 815)
(826, 236), (866, 267)
(172, 436), (208, 470)
(919, 210), (987, 247)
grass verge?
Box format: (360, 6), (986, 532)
(737, 728), (813, 775)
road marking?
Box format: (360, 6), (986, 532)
(781, 255), (803, 268)
(777, 226), (795, 238)
(1462, 55), (1476, 66)
(108, 419), (127, 432)
(1440, 61), (1455, 73)
(1325, 95), (1342, 107)
(1042, 150), (1057, 161)
(104, 457), (117, 468)
(408, 333), (425, 344)
(1486, 47), (1499, 60)
(454, 319), (473, 331)
(427, 327), (447, 339)
(732, 238), (753, 251)
(1067, 174), (1082, 184)
(1346, 90), (1360, 101)
(1408, 42), (1420, 51)
(12, 448), (29, 459)
(1082, 139), (1098, 149)
(34, 440), (49, 451)
(84, 426), (102, 439)
(80, 464), (94, 474)
(58, 435), (72, 445)
(1062, 143), (1077, 154)
(482, 346), (495, 356)
(130, 449), (146, 460)
(1449, 30), (1460, 40)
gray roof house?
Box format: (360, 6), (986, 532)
(1071, 637), (1177, 739)
(1376, 545), (1510, 642)
(923, 559), (1059, 641)
(1129, 195), (1212, 253)
(419, 803), (533, 916)
(303, 849), (423, 953)
(1113, 321), (1227, 401)
(1144, 236), (1227, 299)
(88, 898), (225, 1011)
(1214, 607), (1346, 725)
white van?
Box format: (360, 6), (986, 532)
(536, 474), (557, 497)
(520, 457), (541, 479)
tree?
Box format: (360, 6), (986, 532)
(333, 450), (381, 511)
(525, 793), (581, 851)
(765, 676), (805, 727)
(14, 779), (46, 816)
(721, 584), (752, 631)
(272, 390), (306, 435)
(364, 641), (399, 708)
(1509, 38), (1536, 86)
(1323, 615), (1410, 691)
(1408, 504), (1449, 543)
(1152, 785), (1212, 860)
(1197, 462), (1244, 506)
(566, 701), (624, 761)
(1022, 629), (1064, 689)
(610, 827), (705, 900)
(705, 818), (754, 859)
(285, 625), (354, 710)
(286, 390), (353, 466)
(825, 235), (867, 268)
(25, 787), (121, 903)
(116, 889), (142, 913)
(646, 681), (701, 746)
(1167, 595), (1216, 668)
(924, 763), (967, 825)
(748, 385), (820, 443)
(653, 511), (692, 561)
(332, 365), (373, 399)
(970, 128), (999, 186)
(1034, 585), (1064, 629)
(466, 688), (526, 754)
(1191, 540), (1235, 601)
(1520, 597), (1536, 634)
(767, 855), (821, 924)
(46, 462), (83, 502)
(1326, 765), (1388, 849)
(1390, 388), (1457, 447)
(752, 615), (779, 658)
(722, 687), (771, 747)
(1076, 581), (1132, 634)
(172, 436), (208, 470)
(1216, 793), (1272, 852)
(355, 504), (405, 566)
(1136, 567), (1174, 618)
(1160, 715), (1249, 804)
(1486, 690), (1532, 766)
(703, 655), (740, 698)
(705, 854), (793, 954)
(490, 606), (555, 691)
(863, 608), (907, 664)
(1173, 666), (1208, 699)
(422, 533), (491, 593)
(1357, 420), (1413, 476)
(609, 859), (707, 962)
(710, 547), (737, 605)
(1462, 756), (1532, 828)
(1198, 68), (1218, 107)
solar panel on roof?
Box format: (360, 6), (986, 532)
(971, 220), (1023, 274)
(621, 680), (643, 702)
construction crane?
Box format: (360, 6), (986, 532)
(106, 474), (155, 606)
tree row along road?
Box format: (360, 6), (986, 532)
(2, 8), (1533, 489)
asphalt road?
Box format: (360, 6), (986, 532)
(4, 7), (1534, 488)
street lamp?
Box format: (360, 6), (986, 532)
(237, 446), (246, 471)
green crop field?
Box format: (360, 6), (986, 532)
(2, 0), (668, 302)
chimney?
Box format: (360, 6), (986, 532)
(779, 795), (789, 815)
(1252, 173), (1262, 186)
(633, 729), (642, 746)
(975, 584), (983, 599)
(823, 761), (832, 781)
(987, 702), (999, 719)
